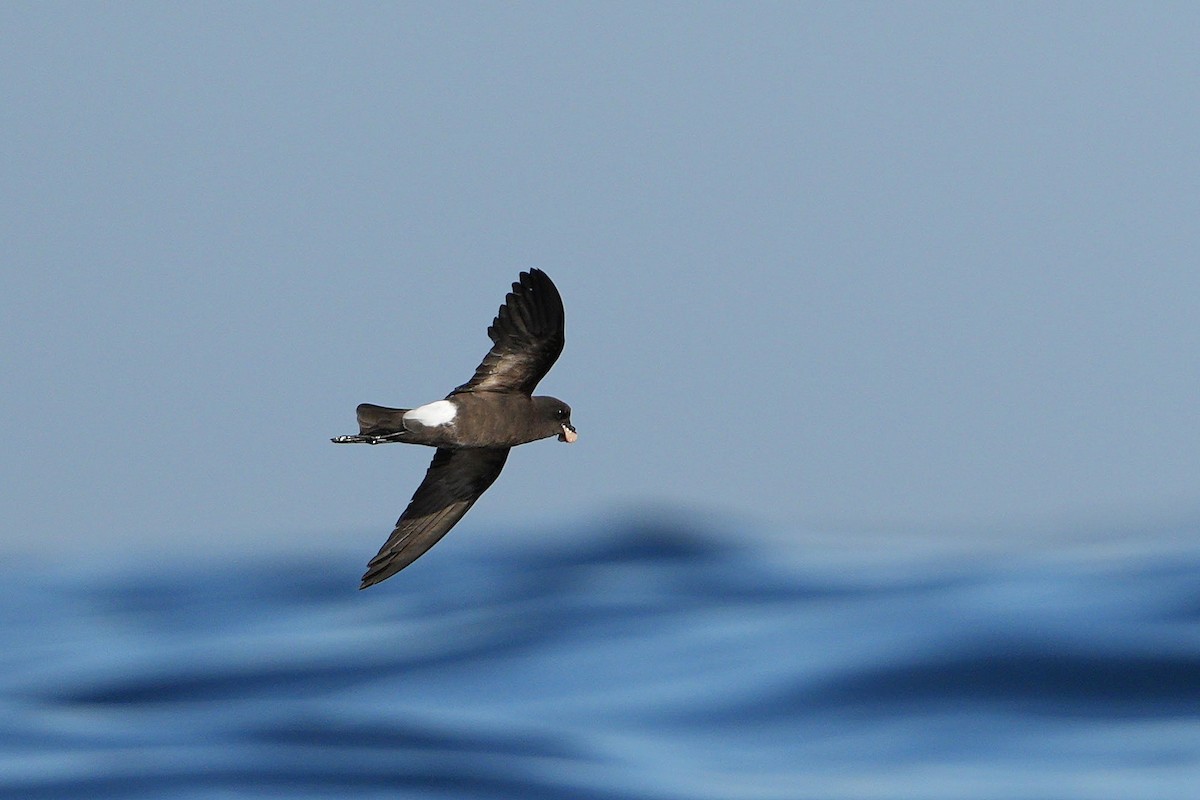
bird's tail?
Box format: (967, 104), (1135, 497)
(356, 404), (411, 436)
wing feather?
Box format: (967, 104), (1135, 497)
(359, 447), (510, 588)
(451, 269), (565, 396)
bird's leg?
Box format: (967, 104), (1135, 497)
(330, 432), (407, 445)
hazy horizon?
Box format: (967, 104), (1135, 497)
(3, 4), (1198, 559)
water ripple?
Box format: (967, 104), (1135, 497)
(4, 520), (1200, 799)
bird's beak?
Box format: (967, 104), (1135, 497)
(559, 423), (578, 443)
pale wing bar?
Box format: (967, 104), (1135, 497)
(452, 269), (565, 396)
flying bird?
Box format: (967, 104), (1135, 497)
(332, 269), (576, 588)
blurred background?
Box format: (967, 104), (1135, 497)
(2, 3), (1198, 798)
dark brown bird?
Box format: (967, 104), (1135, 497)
(332, 269), (575, 588)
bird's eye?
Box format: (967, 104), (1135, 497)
(556, 408), (568, 419)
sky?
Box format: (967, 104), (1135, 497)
(2, 3), (1198, 561)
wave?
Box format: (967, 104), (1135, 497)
(2, 519), (1198, 799)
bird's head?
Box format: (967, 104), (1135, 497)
(533, 396), (577, 443)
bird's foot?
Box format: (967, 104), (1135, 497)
(331, 433), (406, 445)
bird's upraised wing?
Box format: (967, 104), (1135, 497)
(451, 269), (565, 397)
(360, 447), (510, 588)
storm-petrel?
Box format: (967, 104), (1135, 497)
(332, 269), (576, 588)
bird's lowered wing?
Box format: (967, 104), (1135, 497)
(451, 269), (565, 397)
(360, 447), (510, 588)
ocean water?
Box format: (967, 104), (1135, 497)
(2, 520), (1198, 799)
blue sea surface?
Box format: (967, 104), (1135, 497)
(2, 520), (1198, 798)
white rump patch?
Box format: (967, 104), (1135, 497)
(403, 400), (457, 428)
